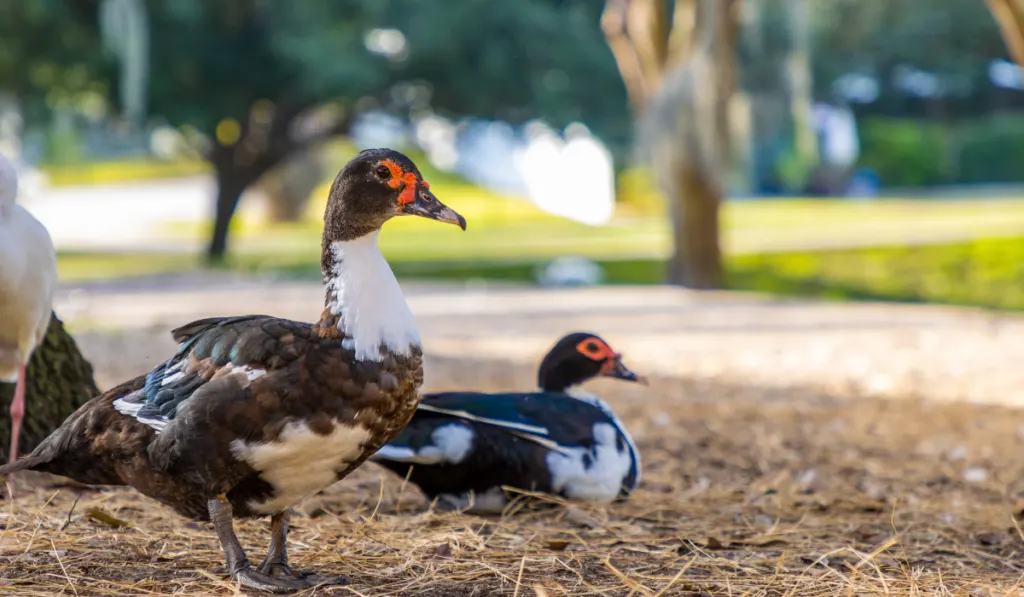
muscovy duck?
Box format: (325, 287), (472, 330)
(0, 148), (466, 593)
(0, 153), (57, 477)
(372, 332), (645, 513)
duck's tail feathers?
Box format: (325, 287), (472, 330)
(0, 454), (50, 477)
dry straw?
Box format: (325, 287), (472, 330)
(4, 376), (1024, 596)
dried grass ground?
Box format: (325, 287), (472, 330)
(5, 353), (1024, 597)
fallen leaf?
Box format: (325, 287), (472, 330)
(85, 508), (129, 529)
(434, 542), (453, 557)
(545, 539), (571, 551)
(977, 531), (1006, 546)
(705, 536), (725, 549)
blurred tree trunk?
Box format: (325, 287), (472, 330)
(206, 103), (353, 262)
(258, 147), (326, 223)
(602, 0), (739, 288)
(987, 0), (1024, 67)
(785, 0), (818, 191)
(0, 313), (99, 462)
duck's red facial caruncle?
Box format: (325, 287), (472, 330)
(376, 159), (466, 230)
(576, 336), (647, 385)
(576, 337), (616, 363)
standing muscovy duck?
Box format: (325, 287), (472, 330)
(372, 332), (646, 513)
(0, 154), (57, 473)
(0, 148), (465, 593)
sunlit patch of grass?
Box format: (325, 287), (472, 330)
(57, 251), (199, 282)
(729, 236), (1024, 310)
(57, 235), (1024, 312)
(42, 159), (211, 186)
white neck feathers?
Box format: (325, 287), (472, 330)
(325, 232), (421, 361)
(565, 385), (606, 408)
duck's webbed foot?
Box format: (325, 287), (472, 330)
(208, 497), (345, 594)
(252, 510), (348, 589)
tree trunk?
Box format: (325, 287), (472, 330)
(645, 0), (737, 289)
(603, 0), (737, 290)
(650, 55), (726, 289)
(258, 147), (325, 223)
(207, 169), (249, 262)
(666, 162), (723, 287)
(0, 313), (99, 462)
(785, 0), (817, 187)
(987, 0), (1024, 67)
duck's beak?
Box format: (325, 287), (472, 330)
(603, 356), (648, 385)
(401, 187), (467, 230)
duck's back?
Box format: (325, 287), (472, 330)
(0, 205), (56, 379)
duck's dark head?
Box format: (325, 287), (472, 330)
(537, 332), (646, 393)
(321, 148), (465, 270)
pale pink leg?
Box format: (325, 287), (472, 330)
(8, 362), (25, 464)
(5, 363), (25, 497)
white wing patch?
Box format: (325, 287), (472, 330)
(112, 364), (266, 433)
(113, 390), (170, 432)
(112, 391), (144, 416)
(159, 360), (186, 386)
(564, 385), (642, 488)
(545, 422), (635, 503)
(221, 364), (266, 382)
(374, 423), (475, 465)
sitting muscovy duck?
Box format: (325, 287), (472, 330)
(371, 332), (646, 513)
(0, 148), (466, 593)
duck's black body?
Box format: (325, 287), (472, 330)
(372, 333), (644, 513)
(0, 149), (466, 593)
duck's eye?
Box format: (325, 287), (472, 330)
(585, 342), (599, 354)
(375, 165), (392, 179)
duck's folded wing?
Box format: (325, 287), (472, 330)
(113, 315), (311, 432)
(375, 392), (603, 464)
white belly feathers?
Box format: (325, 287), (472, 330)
(231, 420), (371, 514)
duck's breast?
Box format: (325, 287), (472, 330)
(230, 418), (372, 515)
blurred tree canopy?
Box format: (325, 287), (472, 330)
(4, 1), (630, 259)
(143, 0), (629, 259)
(809, 0), (1017, 117)
(7, 0), (1024, 257)
(0, 1), (111, 127)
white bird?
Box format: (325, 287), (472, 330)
(0, 153), (57, 469)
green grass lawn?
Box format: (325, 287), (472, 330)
(58, 233), (1024, 312)
(41, 158), (211, 186)
(383, 235), (1024, 311)
(44, 154), (1024, 312)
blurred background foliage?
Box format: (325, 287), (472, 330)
(3, 0), (1024, 312)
